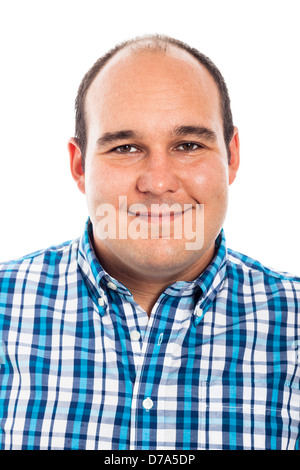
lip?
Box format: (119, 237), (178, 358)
(135, 212), (182, 217)
(128, 207), (192, 222)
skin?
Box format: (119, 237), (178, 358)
(69, 45), (240, 315)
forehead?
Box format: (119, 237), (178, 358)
(85, 45), (222, 134)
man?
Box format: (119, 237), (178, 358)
(0, 35), (299, 450)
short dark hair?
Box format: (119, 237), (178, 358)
(74, 34), (234, 170)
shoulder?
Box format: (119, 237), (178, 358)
(0, 238), (80, 286)
(227, 247), (300, 281)
(226, 247), (300, 300)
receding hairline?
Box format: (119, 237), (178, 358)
(84, 42), (223, 149)
(75, 34), (234, 167)
(87, 36), (211, 91)
(84, 38), (223, 131)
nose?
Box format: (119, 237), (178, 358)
(136, 152), (181, 196)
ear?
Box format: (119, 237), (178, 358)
(228, 126), (240, 185)
(68, 137), (85, 194)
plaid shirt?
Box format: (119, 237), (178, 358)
(0, 219), (299, 450)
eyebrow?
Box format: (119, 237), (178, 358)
(172, 125), (217, 142)
(96, 125), (217, 148)
(96, 130), (139, 148)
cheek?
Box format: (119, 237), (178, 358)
(84, 164), (109, 220)
(186, 160), (229, 203)
(85, 162), (133, 209)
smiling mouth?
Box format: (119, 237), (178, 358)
(128, 207), (192, 222)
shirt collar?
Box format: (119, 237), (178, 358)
(77, 218), (227, 322)
(192, 230), (227, 325)
(77, 218), (130, 296)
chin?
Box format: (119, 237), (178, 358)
(127, 238), (204, 271)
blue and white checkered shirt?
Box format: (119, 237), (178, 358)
(0, 219), (299, 450)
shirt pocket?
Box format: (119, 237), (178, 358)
(199, 376), (299, 450)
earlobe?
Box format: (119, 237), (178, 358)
(228, 126), (240, 185)
(68, 138), (86, 194)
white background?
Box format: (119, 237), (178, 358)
(0, 0), (299, 274)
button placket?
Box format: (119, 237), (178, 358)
(129, 307), (159, 448)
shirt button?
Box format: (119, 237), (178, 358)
(130, 330), (141, 342)
(107, 281), (117, 290)
(98, 297), (105, 307)
(195, 306), (203, 317)
(143, 397), (154, 411)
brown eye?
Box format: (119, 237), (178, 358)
(177, 142), (201, 151)
(114, 145), (138, 154)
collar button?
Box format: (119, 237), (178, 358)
(107, 281), (117, 291)
(195, 306), (203, 317)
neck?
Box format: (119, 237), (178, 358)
(92, 242), (215, 317)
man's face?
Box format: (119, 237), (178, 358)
(70, 47), (239, 281)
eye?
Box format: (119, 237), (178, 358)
(112, 145), (139, 154)
(176, 142), (202, 151)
